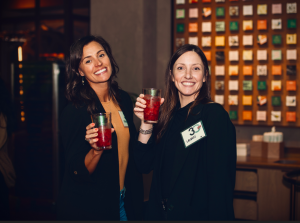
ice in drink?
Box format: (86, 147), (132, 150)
(96, 127), (112, 150)
(144, 95), (161, 123)
(91, 112), (112, 150)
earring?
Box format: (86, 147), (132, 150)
(82, 76), (84, 85)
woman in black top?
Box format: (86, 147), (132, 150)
(133, 44), (237, 220)
(56, 36), (143, 221)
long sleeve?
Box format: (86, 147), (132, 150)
(205, 104), (236, 220)
(59, 104), (93, 183)
(134, 134), (157, 174)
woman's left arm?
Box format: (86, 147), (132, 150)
(205, 105), (237, 220)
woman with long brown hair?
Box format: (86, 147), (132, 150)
(57, 35), (143, 221)
(133, 44), (236, 220)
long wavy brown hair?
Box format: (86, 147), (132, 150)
(65, 35), (120, 114)
(155, 44), (211, 142)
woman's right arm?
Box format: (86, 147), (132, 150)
(60, 106), (101, 181)
(132, 94), (164, 174)
(84, 139), (103, 174)
(84, 124), (116, 174)
(134, 94), (156, 143)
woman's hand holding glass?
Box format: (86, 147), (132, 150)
(134, 94), (146, 122)
(85, 123), (115, 152)
(133, 94), (164, 123)
(134, 94), (164, 143)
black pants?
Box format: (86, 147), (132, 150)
(0, 171), (9, 220)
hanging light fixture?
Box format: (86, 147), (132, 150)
(18, 46), (23, 61)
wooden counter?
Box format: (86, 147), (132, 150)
(236, 156), (300, 169)
(233, 156), (300, 221)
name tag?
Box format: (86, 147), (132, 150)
(118, 111), (128, 127)
(181, 121), (206, 148)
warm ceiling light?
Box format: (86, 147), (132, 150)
(8, 0), (35, 9)
(19, 80), (23, 84)
(21, 117), (25, 122)
(41, 24), (49, 31)
(18, 46), (22, 61)
(19, 64), (23, 68)
(19, 74), (23, 78)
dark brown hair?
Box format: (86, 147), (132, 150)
(65, 35), (120, 114)
(155, 44), (211, 142)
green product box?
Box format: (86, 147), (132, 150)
(272, 50), (282, 60)
(272, 35), (282, 45)
(243, 80), (252, 91)
(257, 81), (266, 90)
(229, 110), (238, 120)
(216, 7), (225, 17)
(272, 96), (281, 106)
(216, 21), (225, 32)
(177, 23), (184, 33)
(176, 9), (185, 19)
(230, 21), (239, 31)
(287, 19), (296, 29)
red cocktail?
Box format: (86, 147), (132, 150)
(143, 94), (161, 123)
(91, 112), (112, 150)
(96, 128), (112, 150)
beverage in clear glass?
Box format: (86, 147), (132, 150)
(142, 88), (161, 123)
(91, 112), (112, 150)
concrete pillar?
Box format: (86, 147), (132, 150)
(90, 0), (171, 96)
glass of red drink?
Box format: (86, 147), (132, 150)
(91, 113), (112, 150)
(142, 88), (161, 123)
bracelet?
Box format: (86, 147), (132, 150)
(139, 128), (153, 134)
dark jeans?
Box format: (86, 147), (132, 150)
(119, 187), (127, 221)
(0, 171), (9, 220)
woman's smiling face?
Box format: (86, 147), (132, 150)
(172, 51), (206, 104)
(78, 41), (112, 87)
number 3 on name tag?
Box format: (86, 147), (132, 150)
(181, 121), (206, 148)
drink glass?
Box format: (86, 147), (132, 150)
(91, 113), (112, 150)
(143, 88), (161, 123)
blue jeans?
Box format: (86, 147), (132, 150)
(120, 187), (127, 221)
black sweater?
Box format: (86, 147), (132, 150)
(134, 102), (237, 221)
(56, 89), (143, 221)
(161, 102), (193, 199)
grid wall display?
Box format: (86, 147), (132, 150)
(173, 0), (300, 126)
